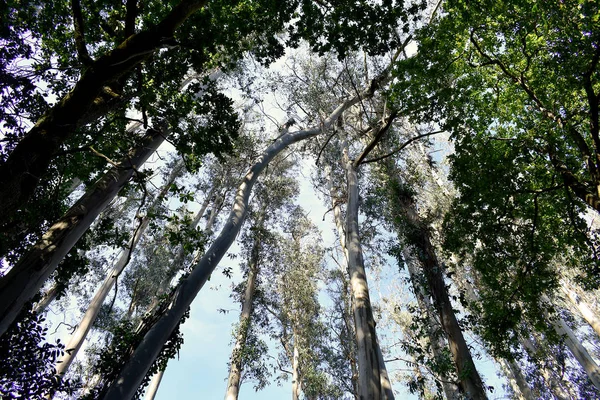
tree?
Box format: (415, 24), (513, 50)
(99, 56), (396, 399)
(0, 128), (166, 336)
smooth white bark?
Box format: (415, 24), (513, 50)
(344, 148), (391, 400)
(0, 129), (166, 336)
(54, 160), (183, 378)
(143, 369), (165, 400)
(225, 224), (261, 400)
(553, 315), (600, 390)
(102, 91), (377, 399)
(520, 336), (573, 400)
(292, 339), (301, 400)
(561, 282), (600, 339)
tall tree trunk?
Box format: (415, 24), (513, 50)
(54, 160), (183, 378)
(141, 187), (218, 396)
(0, 128), (166, 337)
(100, 65), (388, 400)
(561, 281), (600, 338)
(498, 358), (535, 400)
(394, 189), (487, 399)
(0, 0), (206, 226)
(225, 223), (262, 400)
(328, 173), (363, 400)
(144, 369), (165, 400)
(343, 149), (390, 400)
(552, 314), (600, 390)
(405, 256), (462, 400)
(292, 337), (301, 400)
(33, 284), (60, 315)
(520, 336), (574, 400)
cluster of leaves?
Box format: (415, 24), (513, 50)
(388, 0), (600, 353)
(0, 304), (78, 399)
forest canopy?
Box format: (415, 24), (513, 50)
(1, 0), (599, 399)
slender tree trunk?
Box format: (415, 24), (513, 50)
(561, 281), (600, 338)
(100, 65), (388, 400)
(394, 189), (487, 399)
(552, 314), (600, 389)
(54, 160), (183, 378)
(343, 150), (389, 400)
(498, 358), (535, 400)
(520, 336), (574, 400)
(33, 284), (60, 315)
(225, 225), (262, 400)
(144, 369), (165, 400)
(328, 173), (362, 400)
(292, 338), (301, 400)
(0, 129), (166, 337)
(405, 256), (462, 400)
(141, 187), (218, 395)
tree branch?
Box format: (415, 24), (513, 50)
(70, 0), (93, 65)
(361, 129), (444, 165)
(125, 0), (138, 37)
(354, 110), (398, 167)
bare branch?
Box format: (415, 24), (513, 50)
(361, 129), (444, 165)
(354, 110), (398, 167)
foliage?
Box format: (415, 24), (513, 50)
(389, 0), (600, 353)
(0, 304), (78, 399)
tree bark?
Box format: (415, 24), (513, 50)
(54, 159), (182, 378)
(498, 358), (535, 400)
(100, 64), (388, 400)
(0, 128), (166, 337)
(561, 281), (600, 339)
(405, 256), (462, 400)
(328, 173), (362, 400)
(552, 314), (600, 390)
(0, 0), (206, 226)
(225, 226), (261, 400)
(292, 338), (301, 400)
(520, 336), (574, 400)
(143, 369), (165, 400)
(344, 150), (390, 400)
(395, 190), (487, 399)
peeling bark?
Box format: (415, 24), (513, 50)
(344, 153), (387, 400)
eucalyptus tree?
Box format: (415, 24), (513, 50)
(225, 155), (299, 400)
(53, 159), (185, 380)
(100, 51), (401, 399)
(259, 207), (342, 399)
(0, 128), (166, 336)
(387, 0), (600, 372)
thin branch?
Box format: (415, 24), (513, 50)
(362, 129), (444, 164)
(89, 146), (120, 167)
(354, 110), (398, 167)
(315, 129), (338, 165)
